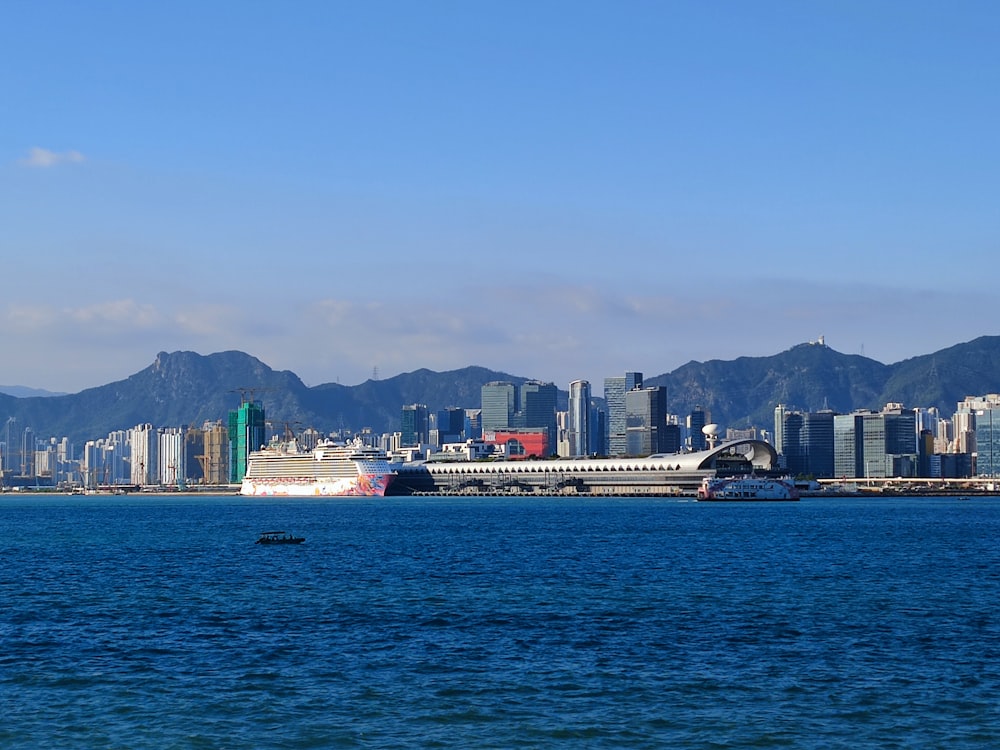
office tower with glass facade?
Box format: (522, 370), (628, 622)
(464, 409), (482, 440)
(883, 404), (918, 476)
(688, 407), (707, 451)
(832, 406), (918, 479)
(434, 407), (465, 445)
(975, 408), (1000, 477)
(625, 386), (668, 457)
(604, 371), (642, 456)
(773, 404), (787, 458)
(833, 413), (864, 478)
(568, 380), (591, 457)
(802, 411), (836, 478)
(590, 404), (607, 455)
(519, 381), (558, 453)
(481, 382), (518, 431)
(776, 408), (836, 478)
(401, 403), (429, 446)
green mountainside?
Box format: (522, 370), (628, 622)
(2, 337), (999, 446)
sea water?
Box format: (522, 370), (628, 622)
(1, 495), (999, 748)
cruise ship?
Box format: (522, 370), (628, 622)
(240, 439), (396, 497)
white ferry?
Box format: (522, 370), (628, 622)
(697, 475), (799, 501)
(241, 439), (395, 497)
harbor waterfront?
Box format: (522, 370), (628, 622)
(2, 494), (999, 748)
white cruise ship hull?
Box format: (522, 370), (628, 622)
(241, 473), (393, 497)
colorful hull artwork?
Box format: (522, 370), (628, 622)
(241, 473), (394, 497)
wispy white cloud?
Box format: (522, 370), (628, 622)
(18, 147), (86, 168)
(69, 300), (162, 328)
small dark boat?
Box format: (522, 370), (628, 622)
(255, 530), (305, 545)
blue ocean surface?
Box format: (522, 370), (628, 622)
(1, 494), (999, 748)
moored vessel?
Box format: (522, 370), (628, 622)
(241, 438), (395, 497)
(697, 475), (799, 501)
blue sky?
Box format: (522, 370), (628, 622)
(3, 1), (998, 393)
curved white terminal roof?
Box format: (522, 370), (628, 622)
(407, 439), (777, 476)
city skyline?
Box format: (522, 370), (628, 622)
(4, 2), (999, 393)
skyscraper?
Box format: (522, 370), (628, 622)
(625, 386), (667, 456)
(568, 380), (591, 457)
(773, 404), (787, 457)
(228, 400), (265, 483)
(831, 407), (918, 479)
(434, 407), (465, 445)
(976, 408), (1000, 477)
(604, 371), (642, 456)
(481, 382), (517, 431)
(401, 403), (429, 446)
(519, 381), (557, 453)
(158, 427), (186, 486)
(464, 409), (482, 440)
(131, 423), (159, 486)
(688, 407), (707, 451)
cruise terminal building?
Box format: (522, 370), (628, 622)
(392, 439), (779, 496)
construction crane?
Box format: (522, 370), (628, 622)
(266, 420), (302, 444)
(229, 387), (276, 407)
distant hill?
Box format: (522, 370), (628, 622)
(2, 337), (1000, 446)
(0, 386), (66, 398)
(646, 335), (1000, 429)
(0, 352), (533, 445)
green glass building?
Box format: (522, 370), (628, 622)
(228, 400), (266, 483)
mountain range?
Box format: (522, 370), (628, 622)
(2, 336), (999, 447)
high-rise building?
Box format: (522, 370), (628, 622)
(687, 407), (707, 451)
(662, 416), (682, 454)
(590, 403), (607, 456)
(626, 386), (668, 457)
(604, 371), (642, 456)
(776, 408), (836, 478)
(158, 427), (186, 487)
(773, 404), (787, 458)
(199, 421), (230, 485)
(130, 423), (159, 486)
(568, 380), (591, 457)
(434, 407), (465, 445)
(481, 382), (517, 430)
(883, 404), (918, 476)
(401, 404), (429, 446)
(19, 426), (34, 477)
(228, 400), (265, 483)
(832, 406), (918, 479)
(464, 409), (482, 440)
(519, 381), (557, 454)
(833, 413), (864, 479)
(802, 411), (836, 478)
(975, 408), (1000, 477)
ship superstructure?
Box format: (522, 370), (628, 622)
(241, 438), (395, 497)
(697, 475), (799, 501)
